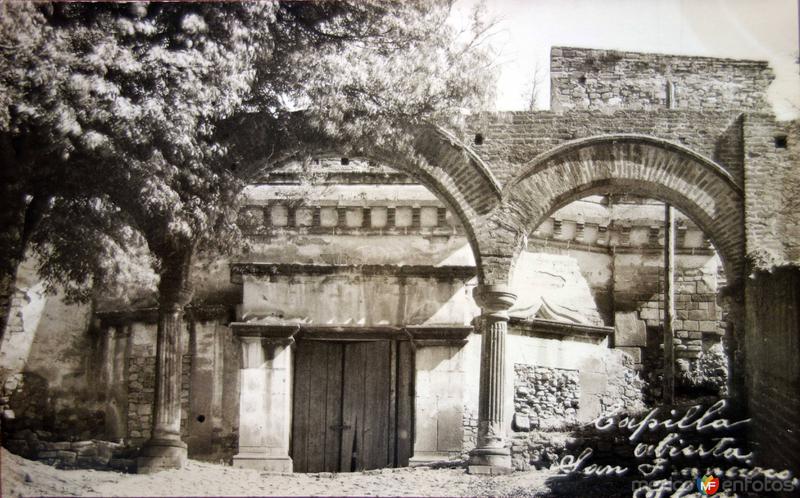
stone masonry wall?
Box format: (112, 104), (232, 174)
(118, 319), (240, 463)
(126, 354), (191, 445)
(613, 255), (728, 398)
(2, 435), (137, 471)
(509, 354), (645, 471)
(743, 115), (800, 269)
(616, 267), (725, 346)
(513, 365), (580, 431)
(746, 268), (800, 477)
(464, 109), (745, 187)
(550, 46), (773, 113)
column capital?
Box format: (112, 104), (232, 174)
(473, 284), (516, 315)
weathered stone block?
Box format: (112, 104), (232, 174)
(697, 276), (715, 293)
(639, 308), (660, 320)
(688, 309), (709, 321)
(56, 451), (77, 465)
(614, 311), (646, 347)
(683, 320), (699, 331)
(513, 413), (531, 432)
(698, 321), (718, 332)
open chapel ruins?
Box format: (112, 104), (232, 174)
(1, 47), (798, 477)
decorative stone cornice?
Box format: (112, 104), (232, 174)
(97, 305), (233, 327)
(230, 263), (477, 283)
(228, 323), (473, 345)
(508, 317), (613, 340)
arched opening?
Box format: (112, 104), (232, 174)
(509, 194), (732, 410)
(479, 136), (747, 470)
(481, 135), (745, 289)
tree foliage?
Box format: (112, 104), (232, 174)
(0, 1), (496, 306)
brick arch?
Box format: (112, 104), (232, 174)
(243, 123), (504, 277)
(482, 134), (744, 286)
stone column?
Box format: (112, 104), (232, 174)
(468, 284), (516, 475)
(137, 302), (189, 473)
(232, 326), (295, 472)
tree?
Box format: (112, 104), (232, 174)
(1, 2), (277, 333)
(522, 59), (545, 111)
(0, 0), (496, 468)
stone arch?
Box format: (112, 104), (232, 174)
(482, 134), (745, 286)
(243, 123), (503, 278)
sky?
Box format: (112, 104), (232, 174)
(453, 0), (800, 119)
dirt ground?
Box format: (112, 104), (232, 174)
(0, 448), (564, 497)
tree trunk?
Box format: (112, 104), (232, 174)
(137, 246), (195, 473)
(0, 191), (48, 344)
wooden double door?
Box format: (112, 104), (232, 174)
(291, 339), (413, 473)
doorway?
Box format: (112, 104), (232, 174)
(291, 339), (413, 472)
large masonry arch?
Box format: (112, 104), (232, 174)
(226, 123), (510, 473)
(481, 134), (745, 287)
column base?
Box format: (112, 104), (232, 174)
(233, 452), (293, 473)
(467, 447), (513, 475)
(137, 438), (187, 474)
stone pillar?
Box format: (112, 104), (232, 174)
(468, 284), (516, 475)
(406, 327), (471, 465)
(137, 302), (189, 473)
(232, 326), (295, 472)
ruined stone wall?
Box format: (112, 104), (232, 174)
(613, 253), (727, 397)
(740, 117), (800, 477)
(550, 47), (773, 113)
(745, 268), (800, 477)
(613, 254), (724, 337)
(508, 350), (645, 471)
(126, 354), (191, 445)
(464, 110), (745, 187)
(2, 436), (136, 472)
(513, 365), (580, 431)
(119, 318), (240, 462)
(743, 115), (800, 269)
(1, 297), (241, 468)
(0, 258), (108, 450)
(461, 406), (478, 458)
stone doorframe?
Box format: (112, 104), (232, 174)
(228, 323), (473, 472)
